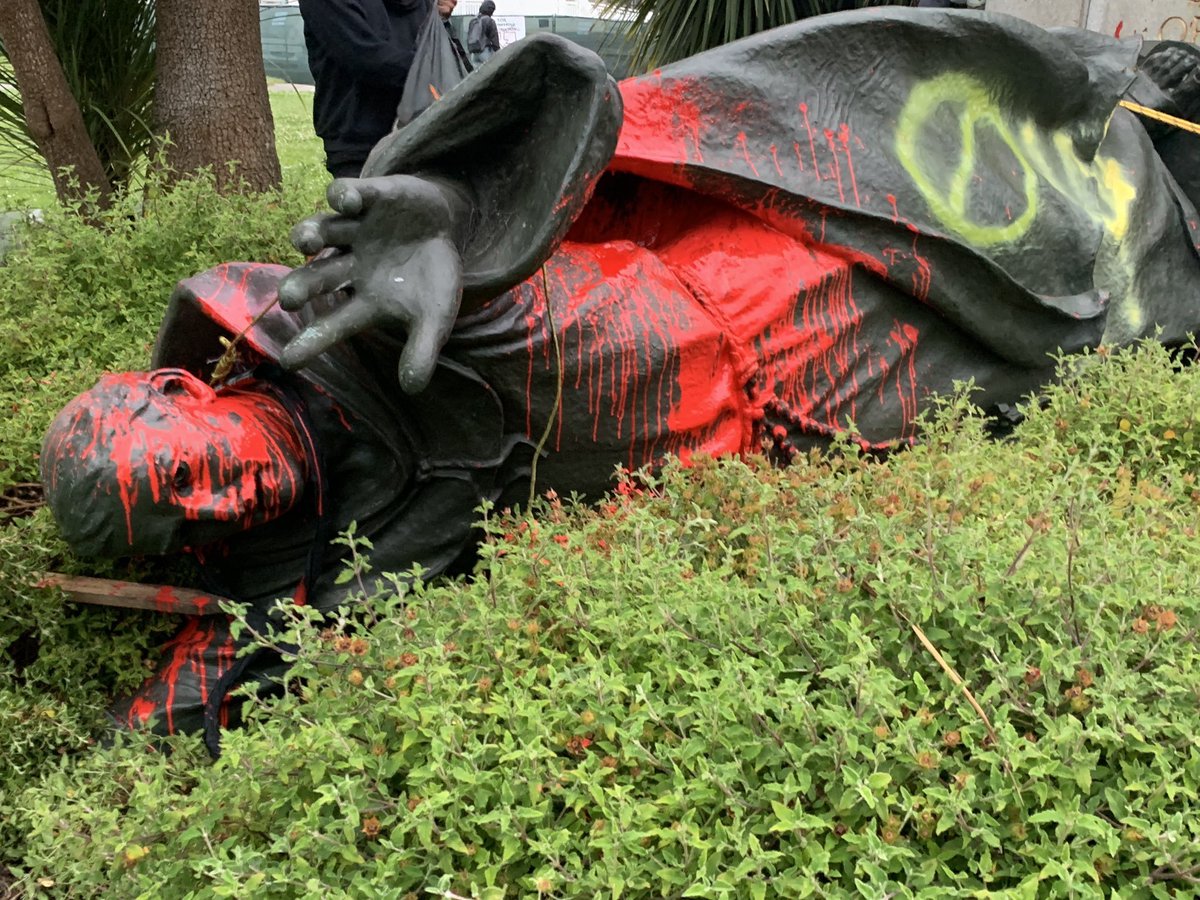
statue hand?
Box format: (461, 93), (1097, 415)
(277, 175), (465, 394)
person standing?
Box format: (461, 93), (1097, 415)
(467, 1), (501, 67)
(299, 0), (458, 178)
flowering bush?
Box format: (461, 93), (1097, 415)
(7, 342), (1200, 897)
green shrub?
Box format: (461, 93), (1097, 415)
(0, 161), (327, 883)
(6, 342), (1200, 897)
(0, 509), (178, 833)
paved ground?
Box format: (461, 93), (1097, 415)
(269, 82), (314, 92)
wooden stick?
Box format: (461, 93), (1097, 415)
(1119, 99), (1200, 137)
(37, 573), (229, 616)
(910, 621), (998, 744)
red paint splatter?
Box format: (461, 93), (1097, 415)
(615, 73), (706, 168)
(153, 586), (178, 613)
(125, 696), (157, 727)
(44, 369), (307, 548)
(184, 263), (292, 360)
(535, 181), (930, 456)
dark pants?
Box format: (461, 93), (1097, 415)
(328, 160), (364, 179)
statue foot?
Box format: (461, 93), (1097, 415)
(1140, 42), (1200, 122)
(108, 615), (288, 745)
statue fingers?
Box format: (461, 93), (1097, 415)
(290, 213), (360, 255)
(278, 254), (355, 312)
(393, 244), (463, 393)
(396, 303), (456, 394)
(1142, 45), (1200, 97)
(326, 177), (414, 215)
(278, 298), (379, 370)
(329, 174), (443, 218)
(327, 178), (369, 216)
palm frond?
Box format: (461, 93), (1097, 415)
(600, 0), (917, 74)
(0, 0), (156, 194)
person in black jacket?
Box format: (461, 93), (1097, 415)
(298, 0), (458, 178)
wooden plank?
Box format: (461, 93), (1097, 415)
(38, 573), (228, 616)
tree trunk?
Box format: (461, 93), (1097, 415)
(155, 0), (282, 193)
(0, 0), (113, 207)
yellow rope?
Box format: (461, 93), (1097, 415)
(1119, 99), (1200, 136)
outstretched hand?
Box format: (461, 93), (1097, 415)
(277, 175), (465, 394)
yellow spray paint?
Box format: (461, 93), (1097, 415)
(895, 72), (1137, 247)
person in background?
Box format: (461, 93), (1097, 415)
(299, 0), (458, 178)
(467, 1), (501, 67)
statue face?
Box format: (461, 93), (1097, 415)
(41, 369), (307, 557)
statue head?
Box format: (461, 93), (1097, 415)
(41, 369), (307, 558)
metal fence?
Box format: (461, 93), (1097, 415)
(259, 6), (637, 86)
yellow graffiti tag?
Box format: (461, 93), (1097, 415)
(895, 72), (1136, 247)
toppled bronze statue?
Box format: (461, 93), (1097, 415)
(38, 9), (1200, 742)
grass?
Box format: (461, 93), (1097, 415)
(0, 86), (323, 212)
(267, 87), (324, 192)
(0, 153), (52, 211)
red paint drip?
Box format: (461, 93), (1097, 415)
(800, 103), (821, 179)
(823, 129), (845, 204)
(910, 233), (932, 303)
(515, 238), (747, 469)
(648, 203), (873, 442)
(886, 322), (920, 437)
(837, 124), (861, 207)
(737, 132), (761, 177)
(306, 383), (354, 435)
(187, 263), (291, 360)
